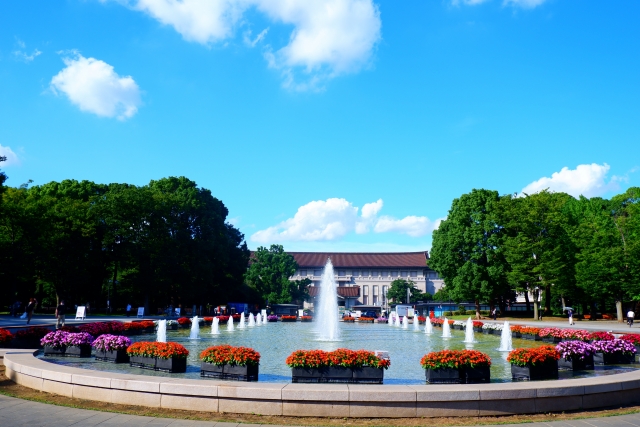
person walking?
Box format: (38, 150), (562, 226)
(55, 300), (66, 329)
(126, 303), (132, 317)
(568, 309), (574, 325)
(627, 309), (635, 327)
(491, 308), (497, 321)
(25, 298), (36, 324)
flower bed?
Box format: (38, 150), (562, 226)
(358, 317), (374, 323)
(417, 316), (427, 325)
(15, 326), (49, 341)
(127, 342), (189, 372)
(216, 315), (230, 323)
(93, 334), (132, 363)
(286, 349), (390, 384)
(518, 326), (541, 340)
(124, 321), (155, 334)
(556, 341), (595, 370)
(452, 320), (465, 330)
(343, 316), (355, 322)
(267, 315), (278, 322)
(421, 350), (491, 384)
(431, 318), (444, 327)
(472, 320), (484, 332)
(79, 321), (124, 336)
(280, 315), (297, 322)
(377, 317), (388, 324)
(232, 314), (242, 321)
(0, 329), (13, 347)
(482, 323), (502, 334)
(300, 316), (313, 322)
(538, 328), (564, 343)
(41, 331), (94, 358)
(200, 344), (260, 381)
(589, 331), (615, 341)
(177, 317), (192, 327)
(592, 339), (637, 365)
(508, 346), (559, 381)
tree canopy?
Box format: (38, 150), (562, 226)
(386, 278), (431, 304)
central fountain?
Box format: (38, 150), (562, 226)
(498, 321), (513, 351)
(442, 318), (452, 338)
(210, 317), (220, 335)
(463, 317), (475, 343)
(315, 258), (340, 341)
(189, 316), (200, 339)
(156, 319), (167, 342)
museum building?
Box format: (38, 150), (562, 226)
(287, 251), (444, 309)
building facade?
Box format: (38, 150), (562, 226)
(288, 251), (444, 309)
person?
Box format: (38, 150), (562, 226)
(568, 309), (574, 325)
(25, 298), (36, 324)
(126, 303), (132, 317)
(491, 308), (497, 321)
(627, 309), (635, 327)
(85, 302), (90, 316)
(55, 300), (66, 329)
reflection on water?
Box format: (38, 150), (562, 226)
(39, 322), (639, 384)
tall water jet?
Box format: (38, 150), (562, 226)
(227, 316), (234, 332)
(156, 319), (167, 342)
(413, 317), (420, 331)
(394, 314), (401, 327)
(424, 319), (433, 334)
(498, 321), (513, 351)
(402, 316), (409, 329)
(388, 314), (395, 326)
(210, 317), (220, 335)
(238, 312), (246, 329)
(463, 317), (475, 343)
(442, 318), (452, 338)
(315, 258), (340, 341)
(189, 316), (200, 339)
(248, 313), (255, 327)
(256, 313), (262, 325)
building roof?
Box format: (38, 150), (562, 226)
(308, 287), (360, 298)
(288, 252), (428, 268)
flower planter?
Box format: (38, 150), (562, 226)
(43, 344), (91, 358)
(358, 319), (374, 323)
(473, 327), (483, 333)
(594, 352), (634, 365)
(201, 362), (259, 381)
(521, 334), (541, 341)
(425, 367), (462, 384)
(542, 337), (562, 343)
(464, 366), (491, 383)
(558, 355), (594, 371)
(156, 357), (187, 373)
(325, 366), (353, 382)
(512, 332), (522, 339)
(300, 318), (313, 323)
(352, 366), (384, 384)
(95, 349), (129, 363)
(12, 338), (43, 349)
(291, 367), (326, 383)
(129, 355), (157, 370)
(511, 361), (558, 381)
(280, 318), (297, 322)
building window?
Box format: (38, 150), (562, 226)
(314, 269), (321, 277)
(338, 270), (346, 277)
(382, 285), (388, 303)
(372, 285), (378, 304)
(363, 285), (369, 305)
(346, 269), (352, 276)
(361, 270), (369, 277)
(391, 271), (398, 278)
(401, 271), (408, 277)
(300, 270), (307, 276)
(371, 270), (378, 277)
(410, 271), (417, 278)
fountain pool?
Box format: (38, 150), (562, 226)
(39, 321), (639, 384)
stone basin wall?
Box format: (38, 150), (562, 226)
(3, 350), (640, 418)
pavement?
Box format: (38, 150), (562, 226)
(3, 393), (640, 427)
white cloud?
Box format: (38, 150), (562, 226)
(251, 197), (437, 243)
(452, 0), (549, 8)
(243, 28), (269, 47)
(50, 53), (142, 120)
(13, 38), (41, 62)
(520, 163), (621, 198)
(0, 145), (20, 167)
(113, 0), (381, 89)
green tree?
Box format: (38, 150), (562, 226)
(386, 278), (430, 303)
(244, 245), (308, 305)
(429, 189), (510, 319)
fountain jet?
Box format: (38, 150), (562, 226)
(156, 319), (167, 342)
(210, 317), (220, 334)
(413, 316), (420, 331)
(238, 312), (246, 329)
(424, 319), (433, 334)
(248, 313), (255, 327)
(227, 316), (234, 332)
(315, 258), (340, 341)
(189, 316), (200, 339)
(442, 318), (452, 338)
(498, 321), (513, 351)
(463, 317), (475, 343)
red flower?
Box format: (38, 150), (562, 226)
(420, 350), (491, 370)
(0, 329), (13, 344)
(285, 349), (390, 369)
(200, 345), (260, 366)
(126, 341), (189, 359)
(507, 346), (559, 367)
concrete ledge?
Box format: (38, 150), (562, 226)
(5, 350), (640, 418)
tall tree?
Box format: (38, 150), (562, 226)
(429, 189), (509, 319)
(386, 278), (430, 304)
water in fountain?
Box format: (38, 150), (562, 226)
(227, 316), (234, 332)
(248, 313), (255, 327)
(210, 317), (220, 334)
(394, 314), (401, 327)
(463, 317), (475, 343)
(238, 312), (246, 329)
(189, 316), (200, 339)
(156, 319), (167, 342)
(413, 317), (420, 331)
(442, 318), (452, 338)
(315, 258), (340, 341)
(424, 319), (433, 334)
(498, 321), (513, 351)
(402, 316), (408, 329)
(256, 313), (262, 325)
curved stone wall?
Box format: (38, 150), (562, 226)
(4, 350), (640, 418)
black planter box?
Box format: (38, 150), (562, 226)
(44, 344), (91, 358)
(482, 329), (491, 334)
(473, 327), (483, 333)
(325, 366), (352, 382)
(464, 366), (491, 384)
(280, 318), (297, 322)
(168, 324), (178, 330)
(129, 355), (156, 370)
(425, 367), (461, 384)
(542, 336), (562, 343)
(156, 356), (187, 373)
(558, 355), (594, 370)
(511, 361), (558, 381)
(95, 349), (129, 363)
(594, 352), (634, 365)
(352, 366), (384, 384)
(291, 367), (326, 383)
(521, 334), (542, 341)
(201, 362), (259, 381)
(512, 332), (522, 339)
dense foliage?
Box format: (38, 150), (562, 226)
(386, 278), (431, 303)
(0, 177), (249, 313)
(200, 344), (260, 366)
(429, 188), (640, 319)
(420, 349), (491, 370)
(507, 346), (560, 366)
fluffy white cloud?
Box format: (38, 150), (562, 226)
(0, 145), (19, 166)
(251, 198), (437, 243)
(50, 53), (141, 120)
(115, 0), (381, 89)
(520, 163), (621, 198)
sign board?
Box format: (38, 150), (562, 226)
(75, 306), (86, 320)
(298, 309), (305, 317)
(137, 307), (145, 318)
(354, 310), (362, 318)
(408, 308), (415, 318)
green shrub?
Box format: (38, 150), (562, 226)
(458, 306), (466, 315)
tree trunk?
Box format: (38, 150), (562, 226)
(561, 296), (566, 311)
(616, 300), (623, 322)
(533, 289), (539, 320)
(111, 261), (118, 314)
(473, 299), (480, 320)
(524, 290), (531, 312)
(544, 284), (551, 314)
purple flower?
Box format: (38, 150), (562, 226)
(92, 334), (132, 352)
(41, 331), (94, 348)
(267, 315), (278, 321)
(592, 339), (637, 355)
(555, 340), (595, 360)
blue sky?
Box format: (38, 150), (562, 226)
(1, 0), (638, 252)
